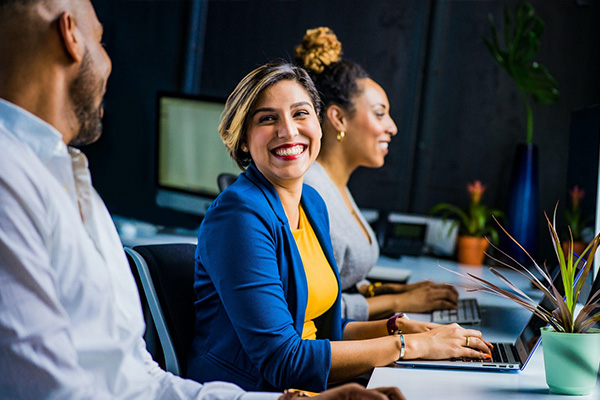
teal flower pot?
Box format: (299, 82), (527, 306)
(541, 327), (600, 395)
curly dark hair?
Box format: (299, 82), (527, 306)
(295, 27), (369, 118)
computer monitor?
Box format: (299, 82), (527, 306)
(155, 92), (240, 217)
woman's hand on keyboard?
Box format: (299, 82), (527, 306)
(403, 324), (493, 360)
(387, 283), (459, 313)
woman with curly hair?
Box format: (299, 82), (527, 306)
(299, 27), (459, 321)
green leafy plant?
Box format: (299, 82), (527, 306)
(457, 207), (600, 333)
(430, 181), (504, 244)
(484, 2), (560, 144)
(564, 185), (593, 242)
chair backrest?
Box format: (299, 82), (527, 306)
(125, 243), (197, 376)
(217, 173), (238, 193)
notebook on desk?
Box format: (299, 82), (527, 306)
(367, 265), (412, 283)
(395, 265), (585, 372)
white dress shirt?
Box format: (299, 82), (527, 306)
(0, 98), (280, 400)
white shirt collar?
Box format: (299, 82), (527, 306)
(0, 98), (87, 206)
(0, 97), (68, 164)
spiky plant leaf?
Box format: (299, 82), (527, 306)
(446, 206), (600, 333)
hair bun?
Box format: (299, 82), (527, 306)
(295, 27), (342, 74)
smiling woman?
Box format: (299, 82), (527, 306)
(299, 27), (460, 321)
(186, 62), (492, 394)
(244, 80), (322, 223)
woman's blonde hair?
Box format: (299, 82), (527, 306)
(219, 62), (321, 170)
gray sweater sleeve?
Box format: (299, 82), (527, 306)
(341, 293), (370, 321)
(304, 163), (379, 321)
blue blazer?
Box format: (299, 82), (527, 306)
(186, 164), (350, 392)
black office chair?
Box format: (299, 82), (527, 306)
(125, 243), (197, 376)
(217, 173), (238, 193)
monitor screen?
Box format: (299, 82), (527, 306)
(155, 92), (240, 217)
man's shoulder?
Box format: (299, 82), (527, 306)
(0, 130), (33, 176)
(0, 129), (52, 203)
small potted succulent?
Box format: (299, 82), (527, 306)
(563, 185), (593, 256)
(460, 207), (600, 395)
(430, 181), (504, 265)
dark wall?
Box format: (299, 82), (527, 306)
(199, 0), (430, 212)
(406, 0), (600, 258)
(89, 0), (197, 227)
(87, 0), (600, 258)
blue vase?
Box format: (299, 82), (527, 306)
(506, 143), (539, 264)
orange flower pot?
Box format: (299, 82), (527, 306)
(561, 241), (587, 258)
(457, 235), (489, 266)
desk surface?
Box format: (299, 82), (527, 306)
(367, 255), (600, 398)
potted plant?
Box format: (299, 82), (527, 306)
(430, 181), (503, 266)
(563, 185), (593, 256)
(484, 2), (560, 264)
(460, 208), (600, 395)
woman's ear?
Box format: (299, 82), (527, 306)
(326, 105), (347, 132)
(58, 11), (83, 63)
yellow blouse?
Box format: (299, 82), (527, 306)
(292, 206), (338, 339)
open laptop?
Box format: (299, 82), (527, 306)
(395, 264), (585, 372)
(432, 298), (481, 325)
(367, 265), (481, 324)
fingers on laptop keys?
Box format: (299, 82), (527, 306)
(424, 324), (491, 359)
(461, 328), (492, 359)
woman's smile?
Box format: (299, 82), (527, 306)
(246, 80), (322, 189)
(271, 143), (308, 159)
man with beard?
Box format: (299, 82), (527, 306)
(0, 1), (405, 399)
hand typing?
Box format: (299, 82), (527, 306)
(387, 282), (459, 313)
(403, 323), (492, 360)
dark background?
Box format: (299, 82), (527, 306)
(88, 0), (600, 262)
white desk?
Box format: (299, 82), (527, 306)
(112, 216), (198, 247)
(367, 255), (600, 398)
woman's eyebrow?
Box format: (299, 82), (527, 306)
(251, 107), (276, 117)
(290, 101), (312, 109)
(252, 102), (312, 117)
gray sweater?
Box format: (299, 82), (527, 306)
(304, 162), (379, 320)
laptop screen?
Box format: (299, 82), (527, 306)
(514, 295), (556, 364)
(589, 270), (600, 330)
(514, 265), (587, 365)
(589, 270), (600, 302)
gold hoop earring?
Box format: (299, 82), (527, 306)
(336, 131), (346, 142)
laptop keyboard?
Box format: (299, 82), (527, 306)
(450, 342), (519, 364)
(490, 342), (519, 364)
(432, 298), (481, 324)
